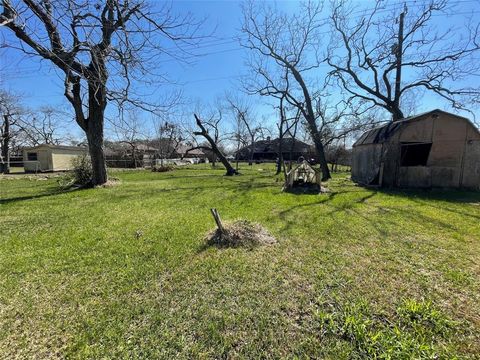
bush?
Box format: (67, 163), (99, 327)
(71, 154), (93, 186)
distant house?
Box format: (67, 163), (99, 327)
(104, 142), (158, 157)
(23, 144), (87, 172)
(135, 143), (158, 155)
(102, 142), (162, 168)
(174, 144), (206, 159)
(141, 139), (205, 160)
(102, 140), (207, 168)
(352, 109), (480, 189)
(235, 137), (313, 161)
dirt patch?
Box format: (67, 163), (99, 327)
(205, 220), (277, 249)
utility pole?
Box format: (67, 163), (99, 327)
(393, 6), (406, 122)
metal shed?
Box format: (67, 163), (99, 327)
(23, 144), (88, 172)
(352, 109), (480, 190)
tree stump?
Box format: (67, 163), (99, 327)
(210, 208), (225, 234)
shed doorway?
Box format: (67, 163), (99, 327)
(400, 143), (432, 167)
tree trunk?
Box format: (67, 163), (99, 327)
(392, 10), (405, 122)
(276, 134), (283, 175)
(306, 117), (331, 181)
(1, 115), (10, 174)
(194, 114), (238, 176)
(288, 139), (295, 171)
(277, 98), (285, 175)
(213, 145), (236, 175)
(236, 142), (240, 171)
(86, 82), (108, 186)
(391, 107), (405, 122)
(288, 65), (331, 180)
(86, 121), (107, 186)
(132, 146), (137, 168)
(248, 135), (255, 166)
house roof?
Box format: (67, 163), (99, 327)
(237, 138), (311, 155)
(176, 144), (205, 156)
(353, 109), (473, 147)
(135, 144), (157, 152)
(24, 144), (88, 152)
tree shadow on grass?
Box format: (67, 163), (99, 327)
(358, 185), (480, 204)
(371, 187), (480, 221)
(275, 187), (475, 236)
(0, 187), (82, 205)
(154, 173), (225, 181)
(276, 189), (376, 219)
(277, 191), (339, 218)
(103, 178), (278, 204)
(328, 188), (476, 234)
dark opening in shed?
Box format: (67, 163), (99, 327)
(400, 143), (432, 166)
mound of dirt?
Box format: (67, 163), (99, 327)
(206, 220), (277, 248)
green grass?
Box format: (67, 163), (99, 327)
(1, 164), (479, 359)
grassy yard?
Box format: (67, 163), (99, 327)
(1, 164), (479, 359)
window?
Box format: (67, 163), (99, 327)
(400, 143), (432, 166)
(27, 152), (38, 161)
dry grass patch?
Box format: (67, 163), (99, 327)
(205, 220), (277, 249)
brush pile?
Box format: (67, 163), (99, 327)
(206, 220), (277, 248)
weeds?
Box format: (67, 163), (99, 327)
(1, 165), (478, 358)
(317, 299), (455, 358)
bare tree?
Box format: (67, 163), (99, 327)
(191, 113), (237, 176)
(0, 89), (23, 173)
(328, 0), (480, 121)
(276, 94), (301, 175)
(155, 120), (183, 166)
(286, 113), (301, 171)
(240, 0), (332, 180)
(16, 106), (68, 146)
(1, 0), (205, 185)
(229, 109), (249, 171)
(325, 143), (351, 173)
(315, 98), (380, 147)
(225, 95), (264, 166)
(113, 109), (146, 168)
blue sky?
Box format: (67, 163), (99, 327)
(1, 0), (479, 142)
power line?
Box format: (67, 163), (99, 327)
(2, 0), (479, 75)
(2, 0), (479, 97)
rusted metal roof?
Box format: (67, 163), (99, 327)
(353, 109), (473, 147)
(353, 121), (404, 146)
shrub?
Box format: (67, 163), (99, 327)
(71, 154), (93, 186)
